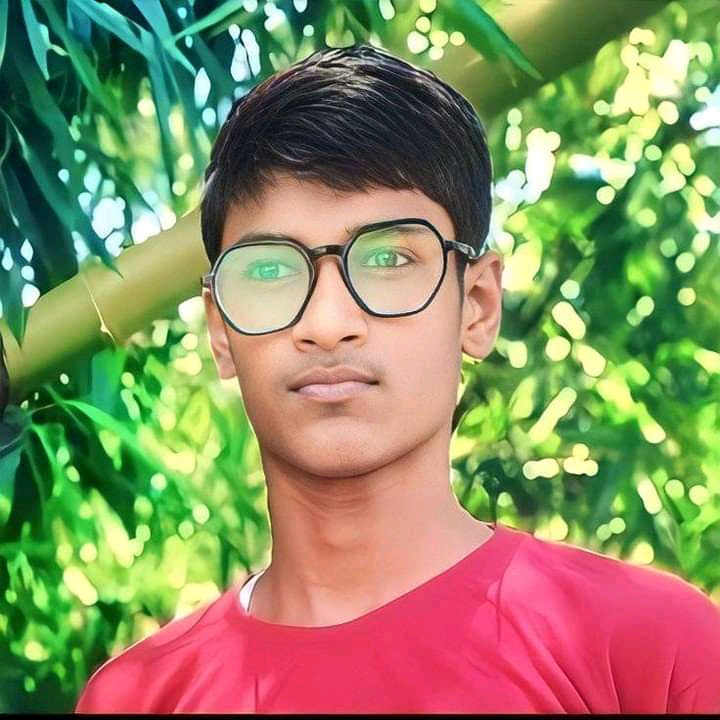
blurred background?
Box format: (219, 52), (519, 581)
(0, 0), (719, 712)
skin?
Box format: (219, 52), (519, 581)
(203, 172), (504, 627)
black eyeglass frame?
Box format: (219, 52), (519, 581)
(200, 217), (489, 336)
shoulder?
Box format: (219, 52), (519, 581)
(507, 527), (712, 613)
(510, 527), (719, 638)
(503, 528), (720, 712)
(74, 583), (239, 713)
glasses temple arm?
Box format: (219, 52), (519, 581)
(449, 240), (490, 261)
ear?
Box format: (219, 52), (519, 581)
(202, 288), (237, 380)
(460, 250), (504, 360)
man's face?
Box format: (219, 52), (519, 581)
(203, 173), (486, 479)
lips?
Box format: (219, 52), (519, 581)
(289, 365), (378, 392)
(296, 381), (375, 400)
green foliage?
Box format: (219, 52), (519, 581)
(451, 2), (720, 591)
(0, 0), (719, 713)
(2, 314), (268, 711)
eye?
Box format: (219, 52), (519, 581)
(244, 260), (299, 280)
(362, 248), (414, 268)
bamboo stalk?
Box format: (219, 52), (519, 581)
(1, 0), (671, 404)
(4, 208), (205, 404)
(430, 0), (670, 117)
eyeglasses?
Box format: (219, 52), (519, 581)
(201, 217), (487, 336)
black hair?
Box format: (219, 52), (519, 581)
(200, 43), (493, 301)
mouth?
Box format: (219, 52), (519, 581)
(293, 380), (378, 402)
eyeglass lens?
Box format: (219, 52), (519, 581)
(214, 222), (445, 334)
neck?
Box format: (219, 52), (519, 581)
(249, 426), (493, 627)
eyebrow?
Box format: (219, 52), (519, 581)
(227, 218), (419, 251)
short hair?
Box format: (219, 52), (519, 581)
(200, 43), (493, 300)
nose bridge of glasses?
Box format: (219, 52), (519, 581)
(307, 243), (346, 262)
(304, 243), (354, 300)
(305, 243), (351, 284)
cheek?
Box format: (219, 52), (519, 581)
(227, 341), (282, 411)
(386, 323), (460, 408)
(411, 288), (461, 371)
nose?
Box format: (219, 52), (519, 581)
(290, 254), (368, 350)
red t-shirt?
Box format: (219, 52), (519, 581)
(74, 521), (720, 713)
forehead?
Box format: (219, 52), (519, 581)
(220, 174), (454, 251)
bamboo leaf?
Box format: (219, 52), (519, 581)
(43, 386), (199, 525)
(72, 439), (137, 536)
(85, 347), (127, 417)
(360, 0), (385, 35)
(443, 0), (542, 81)
(20, 0), (50, 81)
(38, 0), (127, 142)
(0, 168), (15, 224)
(189, 31), (236, 99)
(0, 110), (12, 170)
(27, 421), (64, 495)
(343, 6), (371, 42)
(7, 115), (118, 273)
(80, 142), (158, 222)
(8, 34), (77, 175)
(0, 405), (30, 505)
(66, 0), (91, 45)
(0, 0), (8, 72)
(131, 0), (195, 75)
(166, 52), (206, 176)
(1, 263), (27, 348)
(44, 390), (163, 477)
(3, 164), (78, 288)
(143, 33), (176, 193)
(169, 0), (252, 43)
(0, 108), (115, 274)
(69, 0), (147, 56)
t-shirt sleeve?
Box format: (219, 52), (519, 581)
(665, 580), (720, 713)
(74, 652), (146, 714)
(603, 557), (720, 713)
(74, 592), (226, 713)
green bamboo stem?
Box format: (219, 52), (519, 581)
(4, 208), (205, 404)
(431, 0), (670, 117)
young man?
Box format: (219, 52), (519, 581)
(75, 44), (720, 714)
